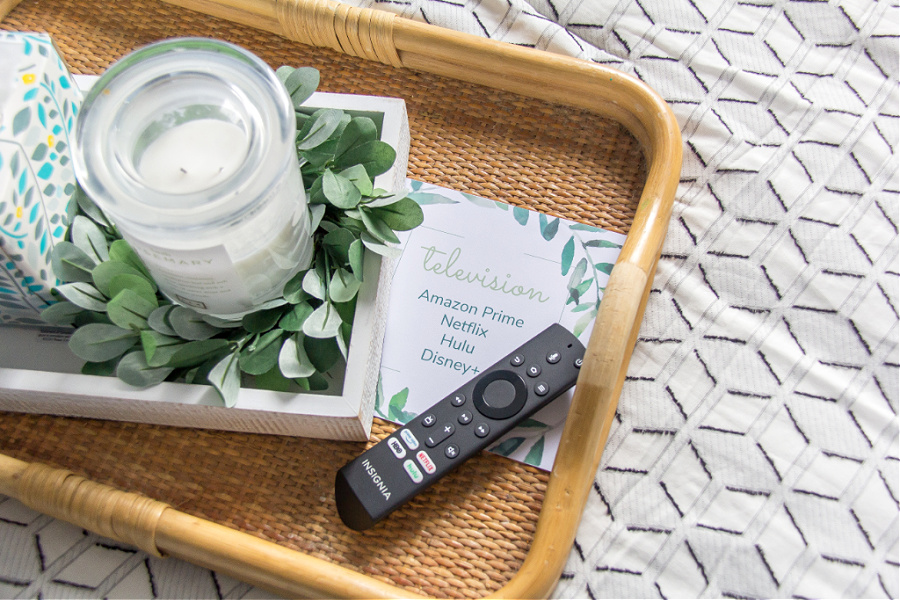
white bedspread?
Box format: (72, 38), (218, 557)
(0, 0), (896, 598)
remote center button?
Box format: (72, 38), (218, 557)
(526, 364), (542, 378)
(425, 423), (455, 447)
(484, 380), (516, 409)
(445, 444), (460, 459)
(416, 450), (437, 474)
(473, 370), (528, 419)
(546, 351), (561, 364)
(510, 353), (525, 367)
(421, 413), (437, 427)
(474, 422), (490, 438)
(534, 381), (550, 396)
(451, 393), (466, 407)
(403, 459), (424, 483)
(400, 429), (420, 450)
(458, 410), (473, 425)
(387, 437), (407, 458)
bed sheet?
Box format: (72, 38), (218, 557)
(0, 0), (896, 598)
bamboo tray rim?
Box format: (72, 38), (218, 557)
(0, 0), (683, 597)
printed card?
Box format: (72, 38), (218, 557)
(376, 180), (626, 470)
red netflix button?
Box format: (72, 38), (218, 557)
(416, 450), (437, 474)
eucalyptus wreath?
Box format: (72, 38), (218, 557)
(41, 66), (423, 408)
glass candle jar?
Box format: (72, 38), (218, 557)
(72, 38), (313, 317)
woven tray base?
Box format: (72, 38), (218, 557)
(0, 1), (646, 597)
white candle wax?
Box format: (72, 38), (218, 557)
(138, 119), (248, 194)
(73, 39), (314, 316)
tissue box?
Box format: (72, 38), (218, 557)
(0, 33), (81, 327)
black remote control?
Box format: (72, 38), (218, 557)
(335, 323), (585, 530)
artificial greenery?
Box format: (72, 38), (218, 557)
(41, 66), (423, 408)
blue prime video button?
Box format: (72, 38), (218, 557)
(400, 429), (419, 449)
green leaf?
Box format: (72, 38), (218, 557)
(51, 241), (96, 283)
(254, 365), (293, 392)
(523, 435), (545, 466)
(108, 273), (157, 305)
(490, 437), (526, 457)
(333, 140), (396, 177)
(106, 288), (158, 330)
(362, 191), (406, 208)
(68, 323), (138, 362)
(585, 239), (623, 249)
(336, 321), (350, 360)
(92, 261), (152, 297)
(239, 330), (284, 375)
(108, 240), (151, 280)
(322, 169), (362, 209)
(573, 307), (597, 338)
(513, 206), (530, 225)
(151, 338), (230, 369)
(147, 305), (178, 336)
(282, 270), (309, 304)
(168, 306), (221, 340)
(561, 236), (575, 276)
(73, 185), (111, 227)
(116, 351), (174, 387)
(278, 334), (316, 378)
(279, 301), (314, 332)
(202, 314), (245, 328)
(462, 192), (499, 209)
(370, 197), (424, 231)
(303, 335), (341, 373)
(387, 387), (416, 424)
(323, 227), (355, 265)
(41, 301), (83, 325)
(329, 268), (360, 303)
(568, 258), (588, 295)
(308, 203), (326, 232)
(358, 232), (401, 258)
(56, 282), (107, 311)
(595, 262), (616, 276)
(359, 208), (399, 244)
(277, 66), (320, 109)
(71, 215), (109, 263)
(302, 267), (327, 301)
(335, 117), (378, 162)
(348, 239), (365, 281)
(407, 192), (458, 206)
(140, 329), (179, 363)
(81, 358), (118, 377)
(571, 301), (595, 313)
(304, 372), (330, 391)
(208, 351), (241, 408)
(297, 108), (344, 151)
(242, 307), (284, 334)
(539, 213), (560, 241)
(339, 164), (374, 196)
(303, 301), (342, 338)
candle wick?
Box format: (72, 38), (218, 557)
(179, 167), (188, 174)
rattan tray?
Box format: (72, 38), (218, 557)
(0, 0), (681, 597)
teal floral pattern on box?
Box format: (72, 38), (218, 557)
(0, 33), (82, 327)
